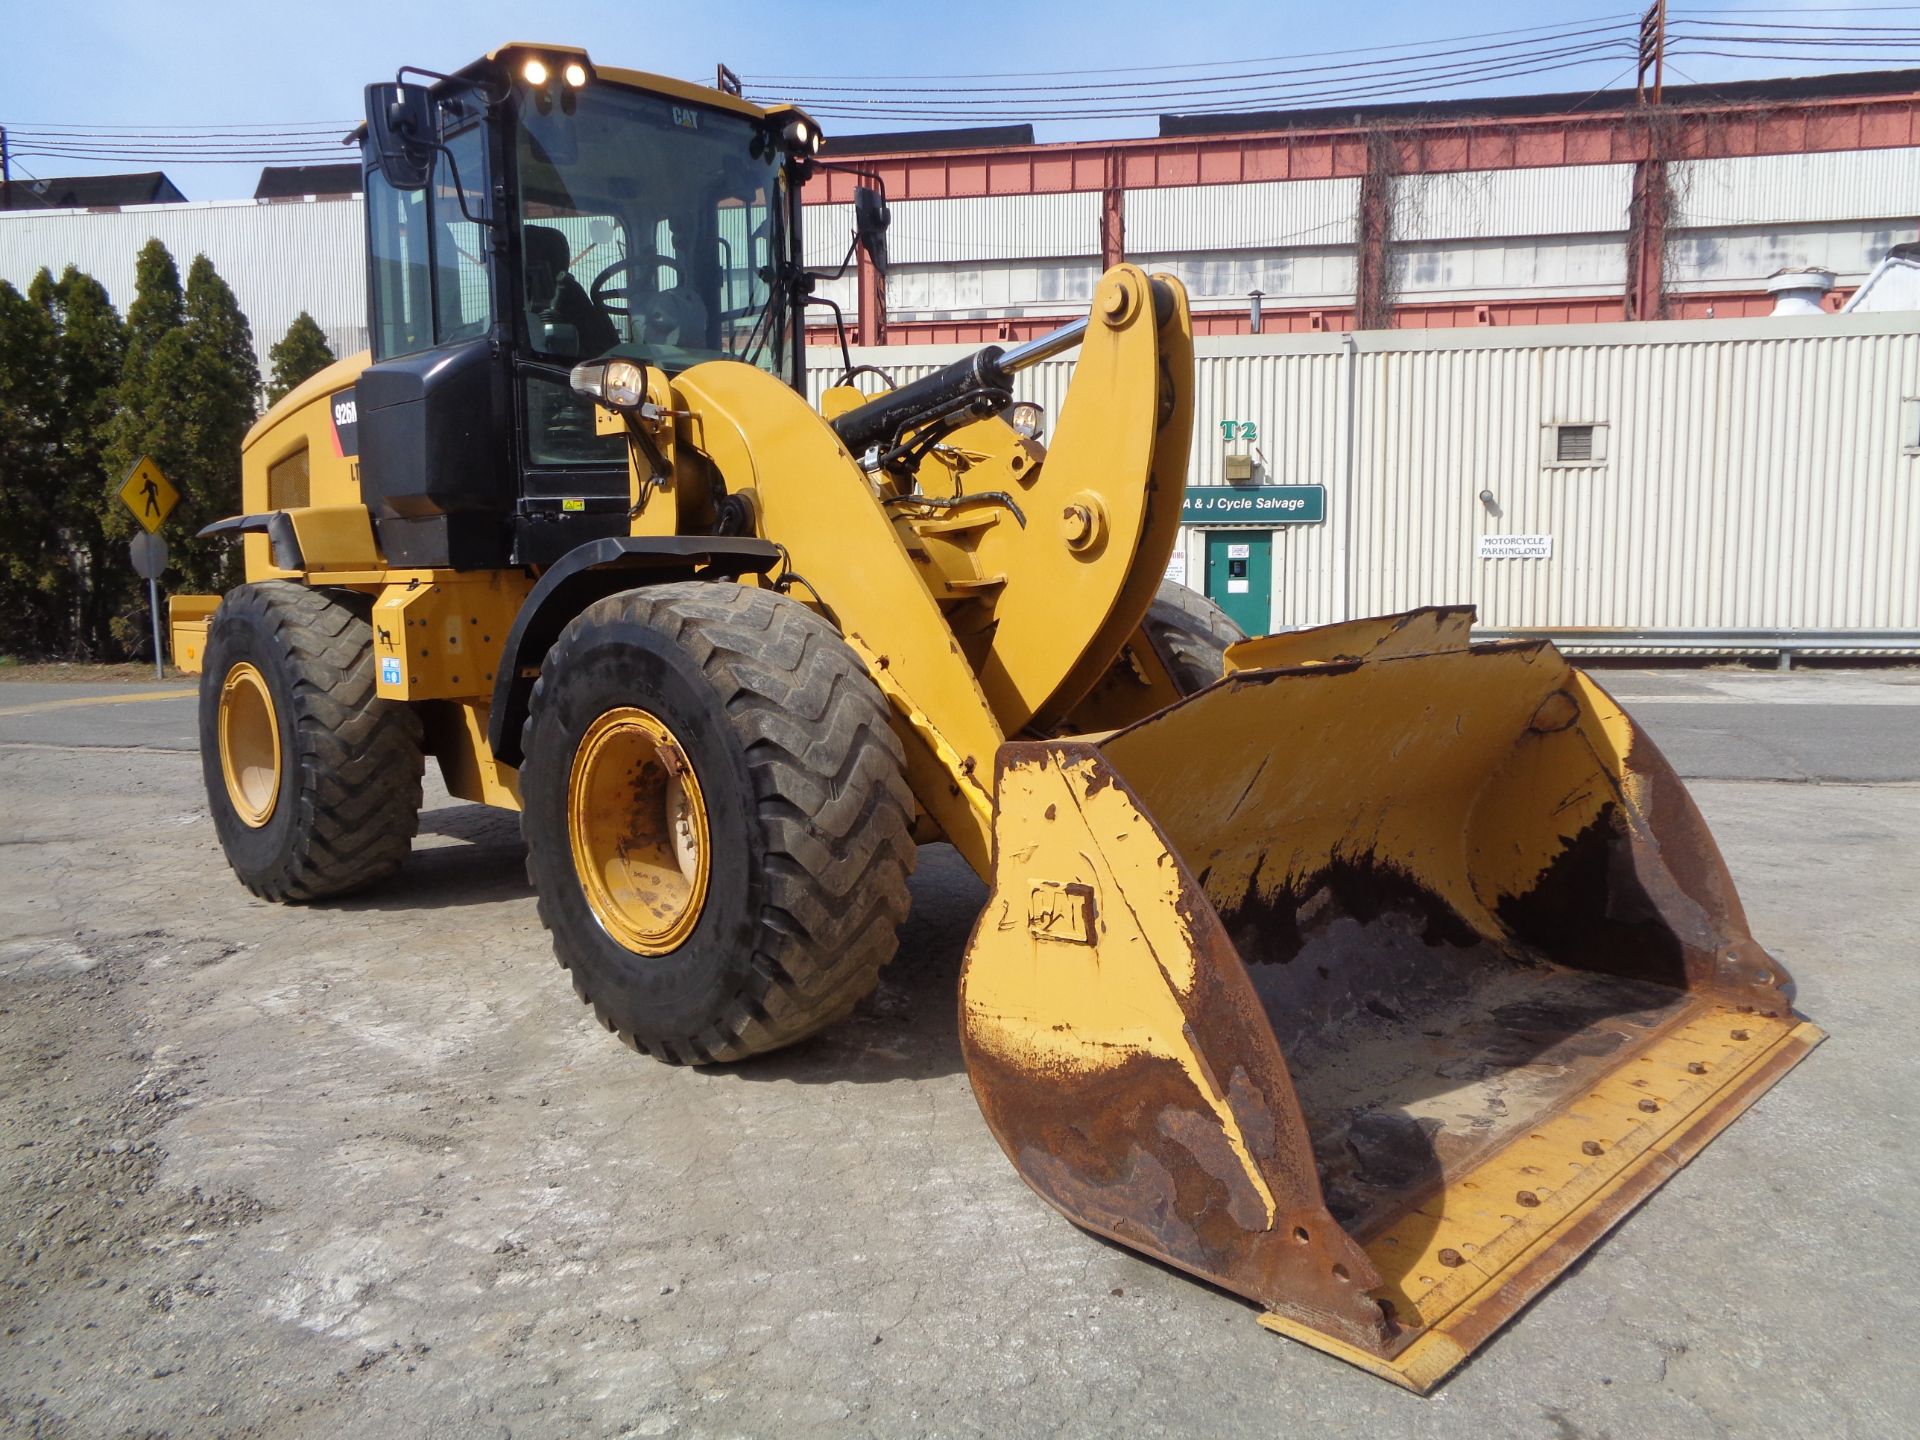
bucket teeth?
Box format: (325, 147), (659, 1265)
(959, 608), (1819, 1391)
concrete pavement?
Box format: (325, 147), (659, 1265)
(0, 668), (1915, 1438)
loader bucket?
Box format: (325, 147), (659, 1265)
(958, 608), (1822, 1392)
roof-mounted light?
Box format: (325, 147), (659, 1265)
(784, 116), (824, 156)
(521, 57), (549, 86)
(563, 61), (588, 87)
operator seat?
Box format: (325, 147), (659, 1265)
(523, 224), (620, 357)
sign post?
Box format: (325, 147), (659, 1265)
(117, 457), (180, 681)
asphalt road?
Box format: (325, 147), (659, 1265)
(0, 666), (1915, 1438)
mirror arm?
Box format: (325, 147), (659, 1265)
(414, 139), (500, 229)
(800, 291), (854, 380)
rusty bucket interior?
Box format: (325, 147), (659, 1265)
(959, 608), (1821, 1392)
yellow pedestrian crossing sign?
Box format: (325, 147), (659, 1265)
(118, 456), (179, 535)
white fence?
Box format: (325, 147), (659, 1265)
(813, 313), (1920, 647)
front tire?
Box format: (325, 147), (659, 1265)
(199, 582), (424, 901)
(1142, 579), (1247, 694)
(520, 582), (916, 1065)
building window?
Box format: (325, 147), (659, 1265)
(1545, 421), (1608, 468)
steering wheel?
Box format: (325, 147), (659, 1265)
(590, 253), (684, 317)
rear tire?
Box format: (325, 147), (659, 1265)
(519, 582), (916, 1065)
(199, 582), (424, 901)
(1142, 579), (1247, 694)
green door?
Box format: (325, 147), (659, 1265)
(1204, 530), (1272, 637)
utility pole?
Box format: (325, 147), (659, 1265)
(2, 127), (11, 210)
(1636, 0), (1667, 105)
(1627, 1), (1671, 320)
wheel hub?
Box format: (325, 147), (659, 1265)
(568, 707), (712, 955)
(218, 661), (281, 828)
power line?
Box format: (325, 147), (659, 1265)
(758, 36), (1635, 109)
(750, 17), (1638, 90)
(785, 46), (1650, 121)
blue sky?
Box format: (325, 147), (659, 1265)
(3, 1), (1910, 200)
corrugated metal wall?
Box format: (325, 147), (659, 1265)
(1672, 147), (1920, 228)
(0, 198), (369, 372)
(1125, 179), (1358, 251)
(886, 193), (1101, 263)
(1397, 164), (1634, 241)
(816, 314), (1920, 636)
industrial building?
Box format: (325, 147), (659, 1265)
(2, 69), (1917, 654)
(829, 313), (1920, 659)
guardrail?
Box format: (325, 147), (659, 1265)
(1473, 628), (1920, 670)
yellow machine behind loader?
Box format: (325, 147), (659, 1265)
(174, 44), (1821, 1392)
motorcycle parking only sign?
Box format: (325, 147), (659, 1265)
(1477, 533), (1554, 559)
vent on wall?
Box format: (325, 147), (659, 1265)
(267, 447), (311, 510)
(1546, 422), (1608, 467)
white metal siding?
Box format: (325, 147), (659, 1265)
(1125, 179), (1359, 252)
(886, 193), (1101, 263)
(1131, 248), (1354, 307)
(801, 202), (856, 269)
(885, 259), (1100, 319)
(1672, 147), (1920, 228)
(1392, 235), (1627, 299)
(1667, 219), (1915, 288)
(815, 316), (1920, 635)
(1396, 164), (1634, 242)
(0, 198), (369, 373)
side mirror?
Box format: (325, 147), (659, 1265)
(854, 185), (891, 277)
(364, 82), (435, 190)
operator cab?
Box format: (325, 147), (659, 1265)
(353, 45), (818, 568)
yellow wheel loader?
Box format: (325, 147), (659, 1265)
(174, 44), (1822, 1392)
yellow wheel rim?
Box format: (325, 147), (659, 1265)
(218, 661), (281, 828)
(568, 707), (712, 955)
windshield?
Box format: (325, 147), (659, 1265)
(516, 83), (788, 379)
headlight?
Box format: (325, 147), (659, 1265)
(784, 117), (824, 156)
(570, 358), (647, 410)
(563, 61), (588, 87)
(522, 57), (550, 86)
(1007, 401), (1045, 441)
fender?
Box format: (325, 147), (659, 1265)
(486, 535), (780, 767)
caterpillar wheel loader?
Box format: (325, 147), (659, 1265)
(174, 43), (1822, 1392)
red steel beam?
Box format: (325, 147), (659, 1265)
(807, 91), (1920, 203)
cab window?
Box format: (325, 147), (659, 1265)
(432, 126), (492, 344)
(366, 123), (493, 359)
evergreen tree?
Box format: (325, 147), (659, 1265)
(0, 280), (64, 655)
(102, 238), (186, 544)
(167, 254), (261, 592)
(100, 238), (189, 655)
(266, 310), (336, 405)
(35, 266), (129, 656)
(100, 243), (260, 602)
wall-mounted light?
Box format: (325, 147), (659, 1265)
(1478, 488), (1503, 518)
